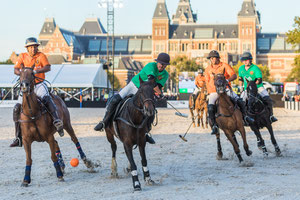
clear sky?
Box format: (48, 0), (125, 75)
(1, 0), (299, 61)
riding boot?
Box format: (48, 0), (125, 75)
(94, 94), (122, 131)
(208, 104), (218, 135)
(263, 96), (278, 123)
(236, 98), (255, 125)
(10, 103), (22, 147)
(146, 133), (156, 144)
(43, 96), (64, 137)
(191, 94), (196, 109)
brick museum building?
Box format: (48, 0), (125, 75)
(10, 0), (300, 85)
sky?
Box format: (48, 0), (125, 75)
(1, 0), (299, 61)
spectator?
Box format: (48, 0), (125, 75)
(283, 93), (290, 101)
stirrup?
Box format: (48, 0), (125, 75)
(10, 137), (22, 147)
(146, 133), (155, 144)
(270, 116), (278, 123)
(53, 119), (64, 137)
(94, 122), (105, 132)
(211, 125), (218, 135)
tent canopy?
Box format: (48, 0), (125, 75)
(0, 64), (110, 88)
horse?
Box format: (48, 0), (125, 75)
(213, 73), (252, 162)
(245, 80), (281, 157)
(105, 77), (156, 191)
(189, 85), (208, 128)
(18, 68), (94, 187)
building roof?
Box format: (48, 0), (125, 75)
(119, 57), (143, 71)
(238, 0), (256, 17)
(172, 0), (197, 24)
(169, 24), (238, 39)
(78, 18), (107, 35)
(256, 33), (300, 54)
(39, 18), (56, 36)
(153, 0), (170, 20)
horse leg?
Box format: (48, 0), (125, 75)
(266, 123), (281, 156)
(21, 140), (32, 187)
(64, 123), (94, 168)
(139, 144), (155, 185)
(238, 126), (252, 157)
(106, 130), (118, 177)
(124, 144), (141, 191)
(54, 140), (65, 173)
(205, 105), (208, 129)
(215, 132), (223, 160)
(224, 130), (243, 163)
(48, 136), (64, 182)
(250, 126), (268, 156)
(196, 108), (200, 127)
(190, 108), (195, 127)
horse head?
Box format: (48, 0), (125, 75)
(20, 67), (35, 94)
(246, 79), (263, 112)
(214, 73), (227, 94)
(137, 76), (156, 117)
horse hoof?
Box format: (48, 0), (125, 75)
(145, 179), (157, 186)
(111, 172), (119, 178)
(58, 177), (64, 182)
(246, 150), (252, 156)
(134, 186), (141, 191)
(216, 152), (223, 160)
(21, 182), (29, 187)
(276, 150), (282, 157)
(83, 158), (95, 169)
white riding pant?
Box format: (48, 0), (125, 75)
(118, 81), (138, 99)
(208, 88), (239, 105)
(240, 87), (269, 102)
(193, 87), (201, 95)
(18, 82), (49, 103)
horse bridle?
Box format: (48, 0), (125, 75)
(246, 87), (265, 115)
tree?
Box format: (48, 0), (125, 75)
(286, 16), (300, 82)
(0, 59), (13, 64)
(232, 61), (273, 85)
(166, 56), (203, 92)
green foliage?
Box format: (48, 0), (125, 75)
(166, 56), (203, 83)
(232, 61), (272, 85)
(286, 16), (300, 81)
(107, 71), (121, 91)
(0, 59), (13, 64)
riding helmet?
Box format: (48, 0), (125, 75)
(155, 53), (170, 65)
(207, 50), (220, 59)
(240, 52), (253, 61)
(25, 37), (40, 47)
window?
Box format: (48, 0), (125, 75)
(115, 39), (128, 51)
(128, 39), (142, 52)
(101, 39), (113, 52)
(182, 43), (185, 51)
(257, 38), (270, 50)
(270, 38), (284, 50)
(142, 39), (152, 51)
(88, 40), (101, 51)
(194, 28), (213, 39)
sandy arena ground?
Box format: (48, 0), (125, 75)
(1, 107), (300, 200)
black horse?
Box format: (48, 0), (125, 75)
(246, 80), (281, 156)
(105, 77), (156, 191)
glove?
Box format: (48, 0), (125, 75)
(239, 86), (244, 93)
(33, 70), (37, 74)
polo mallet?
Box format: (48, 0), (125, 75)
(166, 101), (188, 118)
(179, 121), (194, 142)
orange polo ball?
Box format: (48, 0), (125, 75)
(70, 158), (79, 167)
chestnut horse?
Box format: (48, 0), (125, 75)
(189, 85), (208, 128)
(246, 80), (281, 157)
(105, 77), (156, 191)
(19, 68), (94, 187)
(213, 73), (252, 162)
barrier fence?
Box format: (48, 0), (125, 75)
(284, 101), (300, 111)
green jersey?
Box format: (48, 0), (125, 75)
(238, 64), (264, 89)
(131, 62), (169, 88)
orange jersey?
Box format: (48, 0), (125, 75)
(195, 75), (206, 88)
(14, 52), (50, 84)
(204, 62), (236, 94)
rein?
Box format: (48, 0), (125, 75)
(247, 93), (266, 115)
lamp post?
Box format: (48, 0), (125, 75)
(98, 0), (123, 96)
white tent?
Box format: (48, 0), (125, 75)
(0, 64), (111, 101)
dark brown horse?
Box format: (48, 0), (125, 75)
(105, 77), (156, 191)
(213, 73), (252, 162)
(189, 85), (208, 128)
(246, 80), (281, 157)
(19, 68), (94, 187)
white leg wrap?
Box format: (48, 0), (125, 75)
(131, 170), (138, 176)
(134, 181), (140, 186)
(143, 166), (149, 172)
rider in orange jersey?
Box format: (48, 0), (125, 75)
(191, 68), (206, 109)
